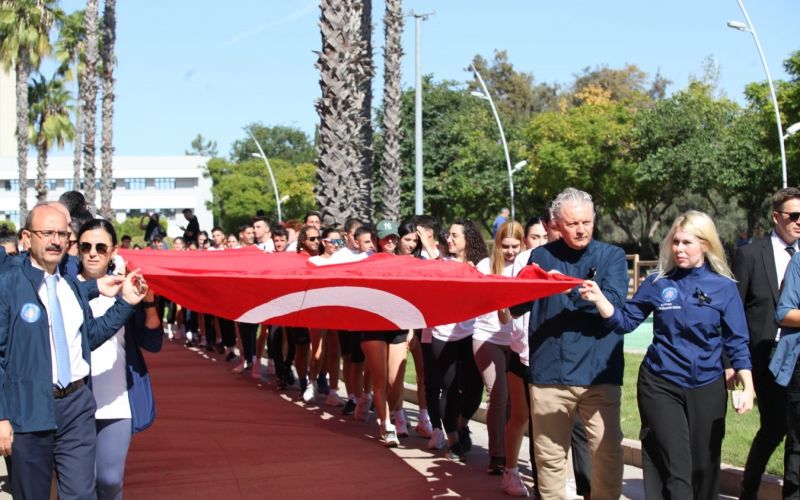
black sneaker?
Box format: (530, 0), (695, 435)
(446, 441), (466, 462)
(458, 426), (472, 452)
(487, 456), (505, 475)
(341, 399), (356, 416)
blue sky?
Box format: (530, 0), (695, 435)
(56, 0), (800, 158)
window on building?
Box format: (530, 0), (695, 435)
(126, 178), (146, 190)
(45, 179), (56, 191)
(155, 178), (175, 190)
(5, 180), (19, 192)
(64, 179), (74, 191)
(5, 211), (19, 227)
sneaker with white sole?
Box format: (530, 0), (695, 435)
(381, 428), (400, 448)
(393, 410), (409, 437)
(415, 418), (433, 438)
(354, 393), (372, 421)
(325, 392), (345, 407)
(502, 468), (529, 497)
(427, 427), (446, 450)
(302, 382), (317, 403)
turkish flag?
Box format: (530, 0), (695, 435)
(120, 248), (581, 330)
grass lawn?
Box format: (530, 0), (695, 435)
(403, 351), (784, 475)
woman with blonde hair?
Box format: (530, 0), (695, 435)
(473, 220), (524, 475)
(580, 210), (754, 499)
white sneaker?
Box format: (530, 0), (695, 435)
(502, 468), (529, 497)
(393, 409), (409, 437)
(381, 428), (400, 448)
(325, 392), (345, 407)
(415, 418), (433, 438)
(354, 393), (372, 421)
(427, 427), (446, 450)
(302, 383), (317, 403)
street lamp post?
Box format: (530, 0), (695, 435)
(727, 0), (787, 188)
(408, 10), (433, 215)
(470, 65), (517, 223)
(248, 130), (283, 223)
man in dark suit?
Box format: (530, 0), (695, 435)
(733, 187), (800, 500)
(0, 203), (147, 499)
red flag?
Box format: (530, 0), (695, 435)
(120, 248), (581, 330)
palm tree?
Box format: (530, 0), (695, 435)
(0, 0), (62, 221)
(81, 0), (99, 212)
(55, 9), (86, 190)
(355, 0), (374, 222)
(28, 73), (74, 202)
(380, 0), (403, 220)
(99, 0), (117, 218)
(315, 0), (360, 226)
(314, 0), (374, 226)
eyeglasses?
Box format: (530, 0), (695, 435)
(79, 242), (110, 255)
(307, 236), (320, 242)
(778, 211), (800, 222)
(28, 229), (70, 240)
(323, 238), (343, 246)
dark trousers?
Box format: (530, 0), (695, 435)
(638, 365), (726, 500)
(218, 318), (236, 348)
(421, 341), (443, 429)
(204, 314), (218, 345)
(430, 336), (483, 434)
(268, 326), (295, 384)
(238, 322), (258, 362)
(785, 357), (800, 499)
(6, 384), (97, 500)
(741, 344), (787, 499)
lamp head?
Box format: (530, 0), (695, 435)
(727, 20), (748, 31)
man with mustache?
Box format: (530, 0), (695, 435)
(0, 202), (147, 499)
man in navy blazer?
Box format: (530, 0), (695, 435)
(733, 187), (800, 499)
(0, 203), (148, 500)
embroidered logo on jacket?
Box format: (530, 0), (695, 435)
(658, 287), (682, 311)
(20, 303), (42, 323)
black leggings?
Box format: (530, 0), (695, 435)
(430, 335), (483, 434)
(422, 341), (443, 429)
(238, 322), (258, 362)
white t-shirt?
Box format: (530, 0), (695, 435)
(428, 256), (475, 342)
(472, 257), (513, 345)
(310, 247), (369, 266)
(89, 294), (132, 419)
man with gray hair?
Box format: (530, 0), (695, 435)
(512, 187), (628, 499)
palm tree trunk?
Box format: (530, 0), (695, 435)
(82, 0), (99, 213)
(99, 0), (116, 219)
(36, 141), (48, 202)
(15, 54), (30, 222)
(380, 0), (403, 220)
(72, 76), (83, 189)
(355, 0), (374, 222)
(314, 0), (363, 226)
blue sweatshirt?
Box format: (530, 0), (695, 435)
(607, 263), (751, 388)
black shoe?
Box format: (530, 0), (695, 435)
(446, 442), (466, 462)
(486, 456), (505, 475)
(225, 352), (237, 363)
(205, 344), (214, 352)
(458, 426), (472, 452)
(243, 362), (253, 372)
(341, 399), (356, 416)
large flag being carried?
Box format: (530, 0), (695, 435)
(120, 248), (582, 331)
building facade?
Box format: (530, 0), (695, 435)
(0, 68), (214, 238)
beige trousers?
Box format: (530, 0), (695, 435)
(530, 384), (623, 500)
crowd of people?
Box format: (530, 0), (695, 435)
(0, 185), (799, 499)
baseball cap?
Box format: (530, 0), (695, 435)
(376, 220), (399, 239)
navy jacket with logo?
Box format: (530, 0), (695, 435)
(606, 263), (751, 388)
(0, 258), (134, 432)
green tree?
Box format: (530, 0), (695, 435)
(28, 73), (74, 202)
(0, 0), (62, 220)
(186, 133), (218, 157)
(230, 123), (314, 164)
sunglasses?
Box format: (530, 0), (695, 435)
(307, 236), (320, 242)
(323, 238), (344, 246)
(778, 211), (800, 222)
(79, 242), (111, 255)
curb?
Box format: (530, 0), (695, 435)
(402, 382), (783, 499)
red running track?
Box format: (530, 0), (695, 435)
(123, 341), (467, 499)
